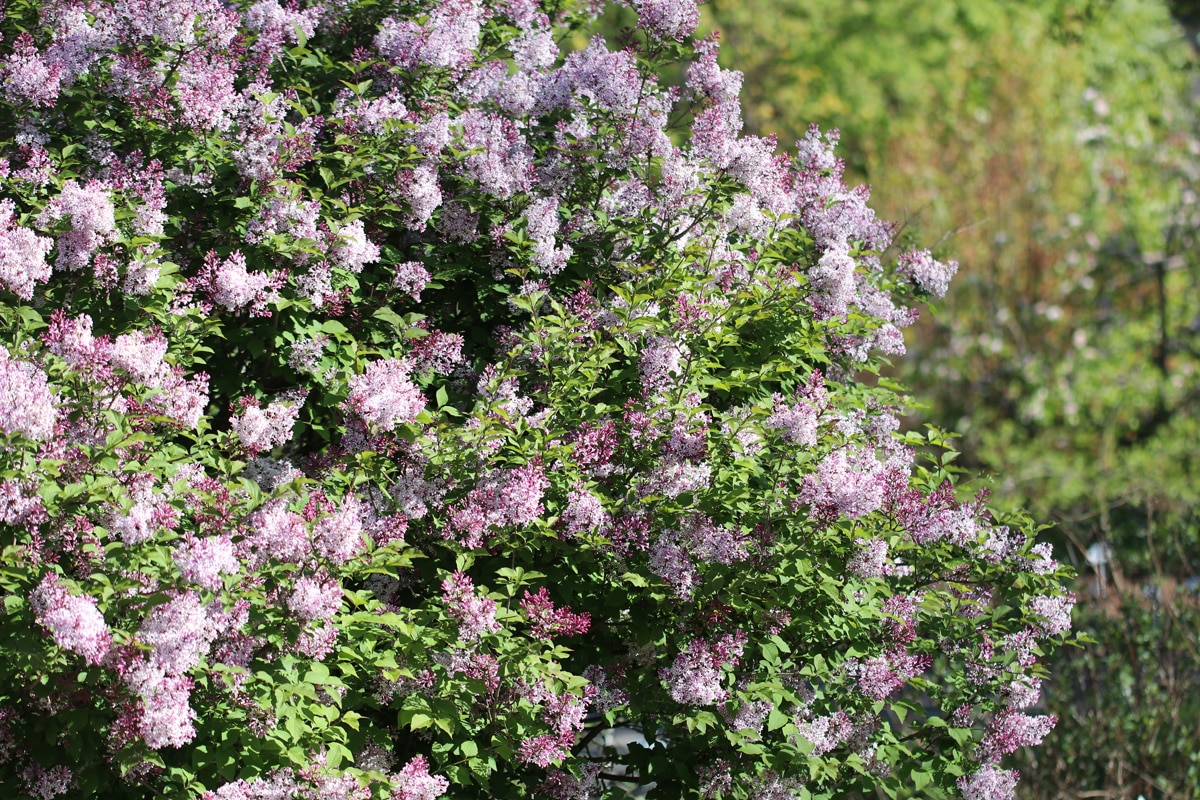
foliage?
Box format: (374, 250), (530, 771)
(0, 1), (1072, 799)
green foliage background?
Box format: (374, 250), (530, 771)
(682, 0), (1200, 796)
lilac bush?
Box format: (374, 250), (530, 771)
(0, 0), (1073, 798)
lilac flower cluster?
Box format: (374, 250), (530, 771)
(0, 348), (57, 441)
(30, 574), (111, 666)
(660, 633), (745, 706)
(346, 358), (425, 432)
(441, 571), (500, 642)
(0, 198), (53, 298)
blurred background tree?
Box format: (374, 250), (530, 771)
(635, 0), (1200, 796)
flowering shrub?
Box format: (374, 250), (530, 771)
(0, 1), (1073, 798)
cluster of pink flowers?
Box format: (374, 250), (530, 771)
(446, 463), (548, 549)
(204, 251), (284, 316)
(173, 534), (239, 591)
(660, 634), (745, 706)
(844, 648), (931, 702)
(0, 198), (53, 298)
(0, 348), (57, 441)
(441, 571), (500, 642)
(346, 358), (425, 432)
(37, 180), (116, 273)
(898, 248), (958, 298)
(977, 710), (1057, 764)
(230, 392), (307, 455)
(519, 587), (590, 640)
(799, 447), (886, 520)
(792, 711), (853, 756)
(957, 765), (1020, 800)
(390, 755), (450, 800)
(29, 574), (111, 666)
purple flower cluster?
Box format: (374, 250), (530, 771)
(346, 358), (425, 432)
(441, 571), (500, 642)
(0, 198), (53, 298)
(660, 633), (745, 706)
(0, 348), (57, 441)
(30, 574), (111, 666)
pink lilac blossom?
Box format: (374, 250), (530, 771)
(977, 709), (1057, 763)
(110, 329), (169, 385)
(138, 592), (217, 674)
(520, 587), (591, 639)
(331, 219), (380, 272)
(208, 251), (281, 315)
(538, 763), (601, 800)
(845, 648), (930, 701)
(2, 34), (65, 107)
(397, 165), (443, 229)
(346, 358), (425, 431)
(639, 457), (712, 499)
(639, 335), (686, 392)
(632, 0), (700, 40)
(287, 575), (342, 622)
(0, 348), (57, 440)
(523, 195), (572, 274)
(30, 574), (111, 665)
(898, 249), (958, 298)
(287, 337), (326, 374)
(21, 764), (72, 799)
(1029, 593), (1074, 636)
(246, 499), (311, 565)
(881, 593), (922, 643)
(42, 311), (98, 367)
(792, 711), (852, 756)
(38, 179), (116, 272)
(447, 463), (548, 549)
(800, 448), (885, 520)
(230, 392), (306, 455)
(337, 90), (410, 136)
(1022, 542), (1059, 575)
(581, 665), (629, 713)
(455, 110), (534, 199)
(517, 733), (570, 767)
(313, 494), (366, 564)
(847, 537), (894, 579)
(724, 699), (773, 738)
(441, 571), (500, 642)
(173, 535), (239, 591)
(808, 240), (858, 319)
(680, 514), (748, 564)
(245, 188), (322, 250)
(294, 621), (339, 660)
(202, 770), (299, 800)
(148, 369), (210, 429)
(108, 500), (160, 545)
(173, 52), (239, 131)
(124, 663), (198, 749)
(1003, 677), (1043, 710)
(393, 260), (431, 301)
(957, 766), (1019, 800)
(410, 329), (464, 375)
(648, 534), (699, 598)
(375, 0), (483, 71)
(660, 635), (744, 706)
(559, 484), (608, 535)
(390, 755), (449, 800)
(0, 478), (48, 528)
(244, 0), (321, 50)
(0, 198), (53, 298)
